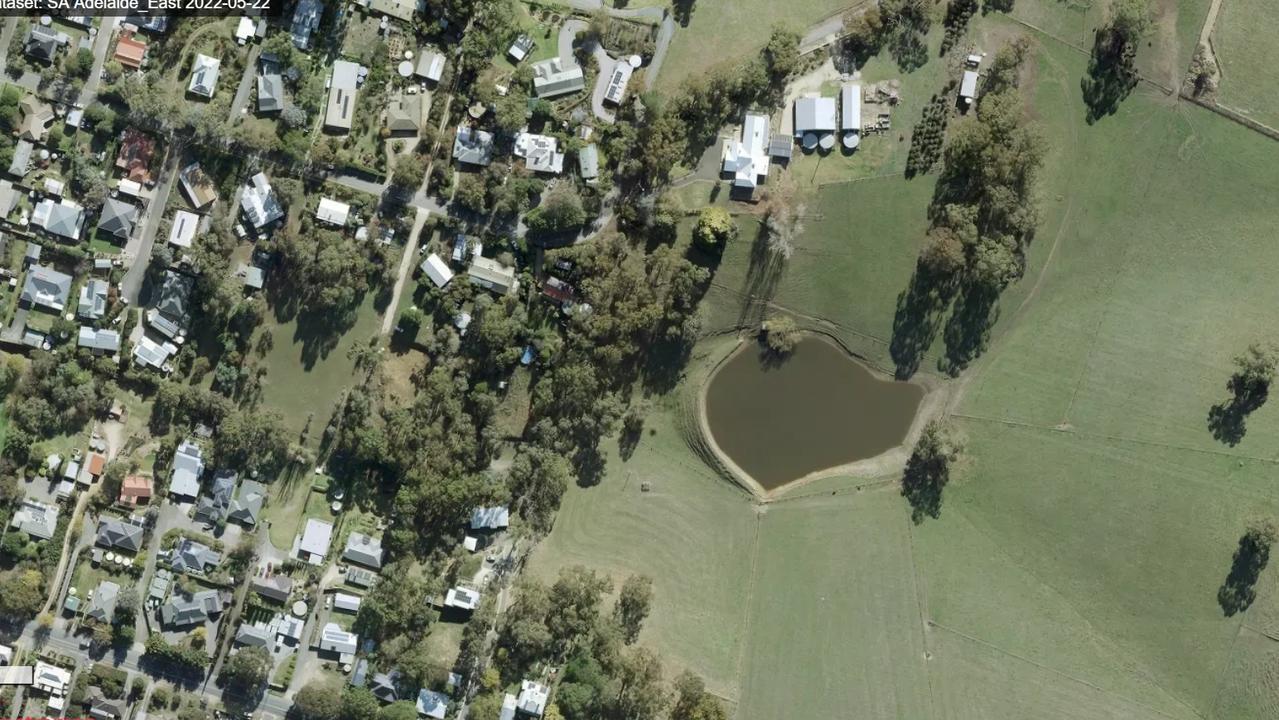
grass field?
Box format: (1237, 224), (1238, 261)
(529, 11), (1279, 719)
(656, 0), (848, 91)
(1211, 0), (1279, 130)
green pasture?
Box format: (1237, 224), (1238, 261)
(1211, 0), (1279, 130)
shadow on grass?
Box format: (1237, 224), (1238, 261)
(1081, 29), (1139, 124)
(1207, 385), (1268, 447)
(890, 263), (958, 380)
(939, 284), (1000, 377)
(1218, 531), (1273, 616)
(735, 221), (786, 329)
(901, 444), (949, 524)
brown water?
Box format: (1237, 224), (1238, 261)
(705, 337), (925, 490)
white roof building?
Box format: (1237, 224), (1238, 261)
(960, 70), (979, 103)
(168, 209), (200, 248)
(169, 440), (204, 499)
(468, 257), (519, 296)
(419, 253), (453, 288)
(32, 661), (70, 696)
(315, 197), (350, 226)
(444, 586), (480, 611)
(333, 592), (361, 613)
(841, 83), (861, 149)
(415, 51), (445, 82)
(531, 58), (585, 99)
(417, 689), (449, 720)
(325, 60), (361, 131)
(514, 132), (564, 175)
(317, 622), (358, 662)
(721, 113), (771, 190)
(295, 518), (333, 564)
(187, 54), (221, 98)
(133, 335), (176, 371)
(603, 62), (633, 105)
(117, 178), (143, 197)
(242, 172), (284, 230)
(793, 96), (837, 136)
(516, 680), (550, 717)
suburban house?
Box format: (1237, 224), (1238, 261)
(420, 253), (453, 288)
(316, 197), (350, 226)
(959, 68), (979, 107)
(125, 14), (170, 33)
(333, 592), (361, 613)
(169, 440), (205, 500)
(32, 198), (86, 241)
(11, 498), (58, 540)
(274, 614), (304, 645)
(792, 95), (833, 147)
(113, 32), (146, 69)
(77, 278), (109, 320)
(347, 567), (376, 588)
(514, 132), (564, 174)
(508, 35), (534, 62)
(317, 622), (358, 663)
(290, 0), (323, 49)
(370, 671), (401, 702)
(187, 54), (221, 98)
(115, 129), (156, 184)
(342, 532), (384, 569)
(85, 453), (106, 483)
(229, 479), (266, 526)
(86, 580), (120, 623)
(531, 58), (585, 99)
(604, 62), (634, 106)
(20, 265), (72, 313)
(251, 574), (293, 603)
(168, 209), (200, 249)
(18, 96), (55, 142)
(444, 586), (480, 613)
(841, 83), (861, 149)
(194, 469), (236, 525)
(235, 623), (271, 649)
(386, 95), (421, 134)
(32, 661), (71, 704)
(25, 25), (61, 63)
(179, 163), (218, 210)
(78, 327), (122, 355)
(369, 0), (415, 22)
(95, 517), (144, 553)
(258, 70), (284, 113)
(294, 518), (334, 565)
(96, 198), (138, 243)
(118, 475), (153, 507)
(148, 270), (194, 340)
(236, 263), (265, 291)
(160, 589), (229, 628)
(503, 680), (550, 719)
(147, 569), (171, 608)
(415, 51), (445, 83)
(170, 537), (222, 575)
(721, 113), (771, 191)
(417, 689), (449, 720)
(241, 172), (284, 231)
(578, 144), (600, 184)
(8, 139), (32, 178)
(468, 256), (519, 296)
(324, 60), (362, 132)
(132, 336), (177, 372)
(453, 126), (495, 166)
(471, 506), (511, 533)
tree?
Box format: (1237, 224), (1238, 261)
(613, 574), (653, 644)
(606, 647), (668, 719)
(340, 686), (381, 720)
(526, 186), (587, 235)
(0, 569), (43, 621)
(375, 701), (418, 720)
(548, 566), (612, 656)
(498, 577), (552, 669)
(919, 227), (966, 276)
(693, 207), (735, 249)
(223, 646), (271, 692)
(454, 174), (489, 213)
(391, 160), (426, 191)
(1219, 519), (1279, 615)
(900, 420), (962, 523)
(1107, 0), (1151, 46)
(1229, 344), (1277, 405)
(763, 202), (804, 260)
(762, 26), (801, 84)
(670, 671), (728, 720)
(1187, 43), (1217, 97)
(762, 316), (801, 356)
(293, 680), (343, 720)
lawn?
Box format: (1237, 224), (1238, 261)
(262, 468), (332, 551)
(530, 18), (1279, 720)
(656, 0), (848, 91)
(497, 3), (563, 74)
(256, 293), (385, 449)
(1211, 0), (1279, 130)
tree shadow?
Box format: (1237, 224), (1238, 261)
(939, 284), (1000, 377)
(736, 222), (786, 328)
(1207, 382), (1268, 447)
(1218, 531), (1272, 616)
(1081, 29), (1138, 124)
(672, 0), (696, 27)
(890, 264), (957, 380)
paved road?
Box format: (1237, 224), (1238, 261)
(122, 148), (182, 303)
(227, 45), (263, 123)
(74, 16), (122, 109)
(0, 18), (17, 80)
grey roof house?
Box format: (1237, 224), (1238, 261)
(96, 198), (138, 242)
(258, 72), (284, 113)
(7, 140), (32, 178)
(78, 327), (121, 354)
(187, 54), (221, 98)
(453, 126), (494, 166)
(95, 517), (144, 553)
(251, 574), (293, 603)
(417, 689), (449, 720)
(194, 470), (236, 525)
(11, 498), (58, 540)
(370, 671), (401, 702)
(290, 0), (323, 49)
(342, 532), (383, 569)
(32, 198), (86, 241)
(171, 537), (221, 575)
(25, 25), (59, 62)
(160, 589), (228, 628)
(77, 278), (109, 320)
(20, 265), (72, 313)
(235, 623), (272, 648)
(229, 480), (266, 526)
(86, 580), (120, 623)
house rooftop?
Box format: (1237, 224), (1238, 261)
(343, 531), (384, 569)
(324, 60), (361, 131)
(453, 126), (494, 166)
(187, 54), (221, 97)
(295, 518), (333, 564)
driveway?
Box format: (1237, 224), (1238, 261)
(74, 16), (122, 109)
(122, 148), (182, 304)
(561, 19), (620, 124)
(227, 45), (263, 123)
